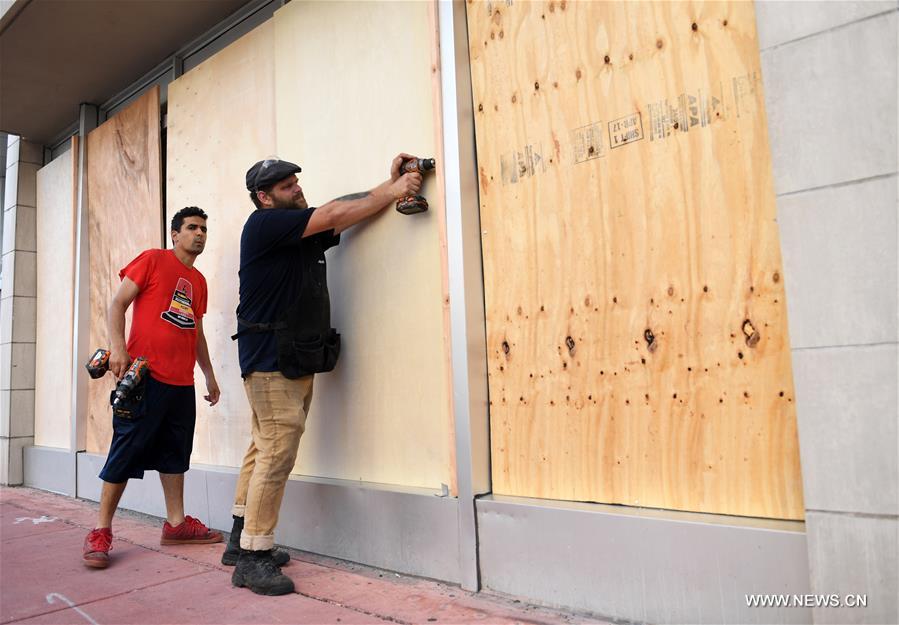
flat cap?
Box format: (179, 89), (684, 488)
(246, 158), (302, 191)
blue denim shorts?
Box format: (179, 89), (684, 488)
(98, 375), (196, 483)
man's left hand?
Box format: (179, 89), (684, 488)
(390, 153), (417, 182)
(204, 377), (221, 406)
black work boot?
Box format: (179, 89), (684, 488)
(231, 549), (295, 596)
(221, 516), (290, 566)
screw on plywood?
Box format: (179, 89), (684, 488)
(644, 328), (657, 353)
(742, 319), (761, 347)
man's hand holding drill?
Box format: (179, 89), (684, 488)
(109, 346), (131, 380)
(388, 152), (423, 199)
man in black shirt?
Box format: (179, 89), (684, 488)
(224, 155), (422, 596)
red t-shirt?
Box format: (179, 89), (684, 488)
(120, 249), (208, 386)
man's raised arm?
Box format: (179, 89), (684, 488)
(303, 153), (423, 236)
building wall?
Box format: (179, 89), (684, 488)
(755, 2), (898, 623)
(7, 1), (898, 623)
(1, 135), (41, 485)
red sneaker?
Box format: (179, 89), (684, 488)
(83, 528), (113, 568)
(161, 515), (223, 545)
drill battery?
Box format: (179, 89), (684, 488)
(85, 348), (111, 379)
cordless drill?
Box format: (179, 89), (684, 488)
(85, 348), (150, 406)
(112, 357), (149, 407)
(396, 157), (436, 215)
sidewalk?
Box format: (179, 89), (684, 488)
(0, 486), (613, 625)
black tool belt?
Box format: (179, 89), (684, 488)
(109, 377), (147, 420)
(275, 326), (340, 379)
(231, 318), (287, 340)
(232, 316), (340, 380)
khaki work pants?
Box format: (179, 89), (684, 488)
(231, 372), (313, 551)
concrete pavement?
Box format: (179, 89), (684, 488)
(0, 486), (615, 625)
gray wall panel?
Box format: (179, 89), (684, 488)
(757, 2), (899, 623)
(761, 11), (897, 195)
(478, 496), (811, 625)
(792, 345), (898, 516)
(77, 453), (210, 523)
(277, 478), (460, 583)
(23, 445), (72, 496)
(777, 176), (898, 349)
(806, 511), (898, 624)
(756, 1), (898, 51)
(74, 453), (460, 583)
(202, 465), (240, 532)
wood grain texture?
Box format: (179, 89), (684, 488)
(34, 139), (76, 450)
(428, 0), (458, 496)
(86, 87), (163, 454)
(273, 0), (453, 489)
(468, 0), (804, 519)
(165, 22), (275, 468)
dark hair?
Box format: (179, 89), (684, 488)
(171, 206), (208, 232)
(248, 184), (274, 210)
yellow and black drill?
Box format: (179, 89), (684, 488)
(396, 157), (436, 215)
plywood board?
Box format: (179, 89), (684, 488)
(34, 139), (76, 450)
(86, 87), (163, 454)
(273, 0), (453, 489)
(165, 21), (275, 468)
(468, 0), (804, 519)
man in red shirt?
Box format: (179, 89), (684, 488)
(82, 206), (223, 569)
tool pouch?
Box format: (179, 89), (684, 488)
(110, 377), (147, 420)
(276, 328), (340, 380)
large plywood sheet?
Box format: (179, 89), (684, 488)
(166, 22), (275, 468)
(34, 139), (76, 450)
(468, 1), (803, 518)
(273, 0), (453, 489)
(86, 87), (163, 454)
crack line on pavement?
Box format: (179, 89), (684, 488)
(290, 588), (413, 625)
(0, 524), (78, 544)
(0, 571), (219, 625)
(46, 570), (223, 618)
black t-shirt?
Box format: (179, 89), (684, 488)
(236, 207), (340, 376)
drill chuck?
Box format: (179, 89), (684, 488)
(401, 158), (436, 174)
(113, 357), (149, 406)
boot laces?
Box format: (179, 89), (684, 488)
(253, 551), (282, 574)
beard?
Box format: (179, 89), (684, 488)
(272, 194), (308, 210)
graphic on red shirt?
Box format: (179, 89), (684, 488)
(120, 249), (207, 386)
(160, 277), (196, 329)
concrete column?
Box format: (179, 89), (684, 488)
(755, 2), (898, 623)
(1, 135), (43, 485)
